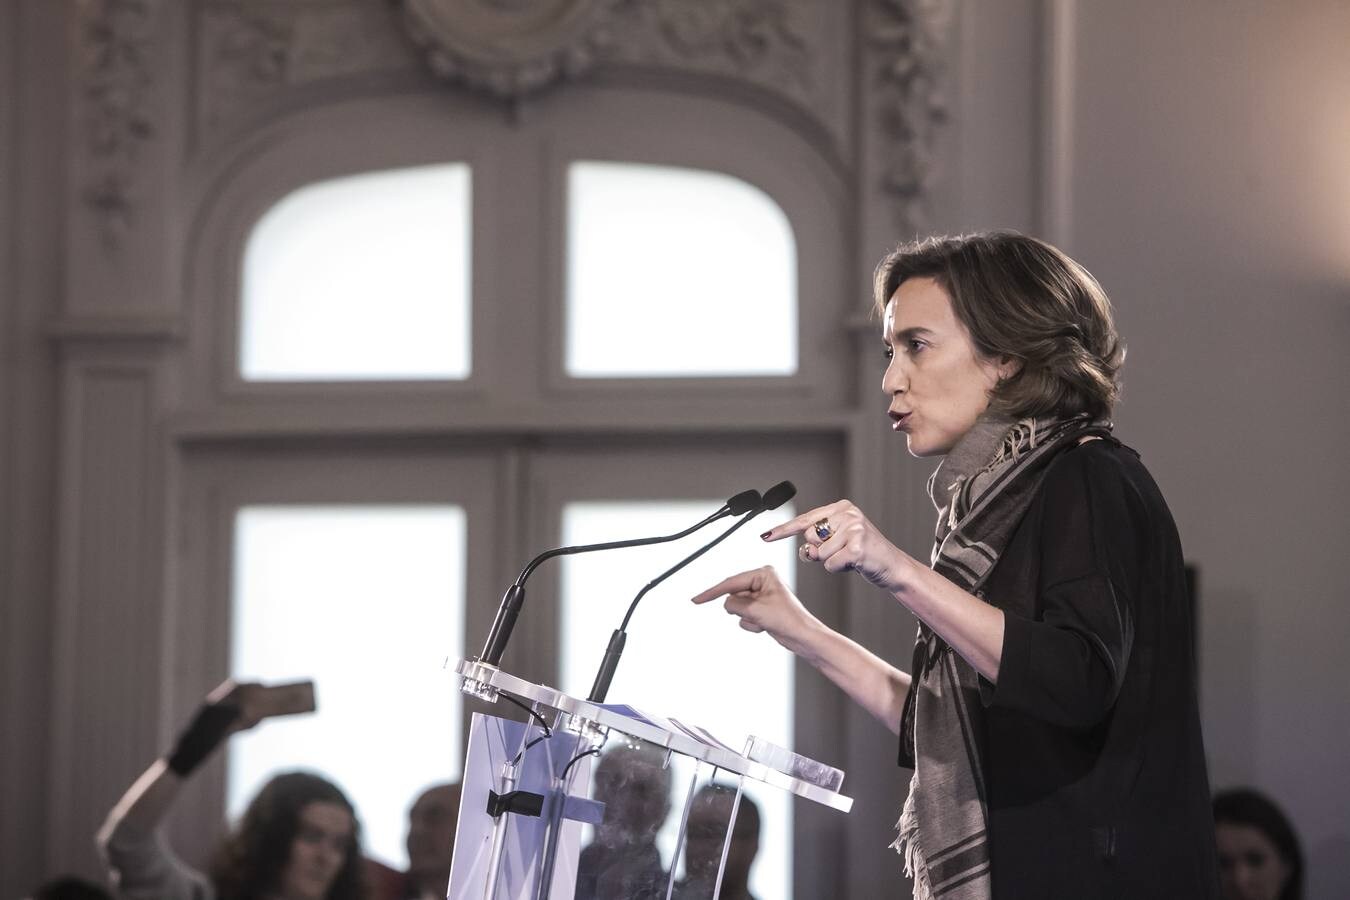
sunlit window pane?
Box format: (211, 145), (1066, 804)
(560, 500), (797, 900)
(240, 164), (472, 381)
(566, 162), (797, 377)
(229, 505), (466, 868)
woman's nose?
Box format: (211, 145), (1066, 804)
(882, 360), (906, 395)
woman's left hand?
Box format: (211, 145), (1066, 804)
(762, 500), (915, 592)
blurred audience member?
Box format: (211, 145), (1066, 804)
(97, 680), (369, 900)
(363, 857), (405, 900)
(26, 877), (113, 900)
(577, 742), (672, 900)
(674, 785), (760, 900)
(403, 782), (462, 899)
(1213, 787), (1303, 900)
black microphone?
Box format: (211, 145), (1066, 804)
(586, 480), (797, 703)
(476, 488), (762, 667)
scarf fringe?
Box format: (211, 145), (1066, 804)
(892, 775), (934, 900)
(990, 417), (1043, 467)
(949, 416), (1041, 533)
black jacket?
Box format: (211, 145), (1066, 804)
(905, 439), (1221, 899)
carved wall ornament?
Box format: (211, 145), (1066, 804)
(77, 0), (160, 249)
(596, 0), (833, 149)
(196, 2), (417, 143)
(649, 0), (810, 89)
(399, 0), (628, 98)
(208, 3), (295, 89)
(195, 0), (835, 149)
(870, 0), (953, 232)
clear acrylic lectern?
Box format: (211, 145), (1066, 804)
(447, 659), (852, 900)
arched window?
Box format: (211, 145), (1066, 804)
(565, 161), (798, 378)
(239, 163), (472, 381)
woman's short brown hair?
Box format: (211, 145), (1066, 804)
(873, 230), (1125, 420)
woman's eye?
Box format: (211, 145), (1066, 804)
(908, 339), (926, 353)
(882, 345), (894, 360)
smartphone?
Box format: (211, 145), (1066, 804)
(241, 680), (317, 721)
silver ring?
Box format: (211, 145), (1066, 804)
(813, 519), (833, 541)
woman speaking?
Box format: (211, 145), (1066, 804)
(693, 232), (1220, 898)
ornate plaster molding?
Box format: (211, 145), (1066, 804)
(196, 1), (415, 141)
(869, 0), (953, 232)
(398, 0), (627, 98)
(398, 0), (819, 106)
(606, 0), (816, 99)
(77, 0), (160, 249)
(649, 0), (810, 87)
(195, 1), (837, 149)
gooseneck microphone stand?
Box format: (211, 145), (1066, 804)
(476, 489), (762, 668)
(586, 480), (797, 703)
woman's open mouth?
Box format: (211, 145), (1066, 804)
(889, 411), (911, 431)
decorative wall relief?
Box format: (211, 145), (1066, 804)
(869, 0), (953, 232)
(77, 0), (160, 250)
(399, 0), (843, 148)
(610, 0), (814, 95)
(399, 0), (628, 98)
(195, 1), (852, 158)
(196, 1), (417, 143)
(399, 0), (825, 114)
(190, 0), (951, 228)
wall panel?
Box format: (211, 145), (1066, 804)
(48, 361), (168, 880)
(1065, 4), (1350, 896)
(1, 1), (68, 893)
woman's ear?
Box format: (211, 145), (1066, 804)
(997, 355), (1022, 381)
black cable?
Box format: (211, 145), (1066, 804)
(561, 746), (602, 783)
(502, 694), (552, 737)
(502, 695), (552, 766)
(507, 739), (545, 766)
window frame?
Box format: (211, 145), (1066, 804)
(235, 161), (477, 385)
(185, 97), (503, 408)
(537, 92), (851, 405)
(166, 438), (507, 863)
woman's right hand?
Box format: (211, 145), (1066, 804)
(691, 565), (821, 657)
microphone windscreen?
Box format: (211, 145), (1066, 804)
(726, 489), (762, 515)
(761, 480), (797, 510)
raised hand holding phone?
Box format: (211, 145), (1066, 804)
(236, 679), (317, 724)
(168, 678), (317, 776)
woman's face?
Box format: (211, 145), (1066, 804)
(278, 801), (352, 900)
(882, 277), (1012, 457)
(1216, 822), (1292, 900)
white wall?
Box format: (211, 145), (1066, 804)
(1067, 4), (1350, 897)
(943, 3), (1349, 896)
